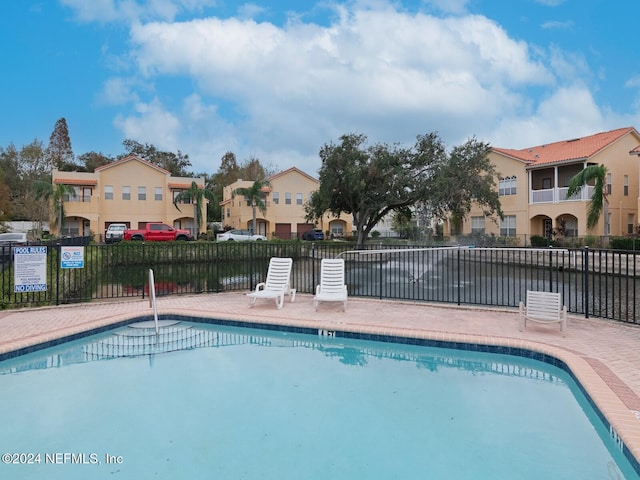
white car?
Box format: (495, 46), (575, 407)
(105, 223), (127, 244)
(217, 229), (267, 241)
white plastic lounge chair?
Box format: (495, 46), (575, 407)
(314, 258), (348, 311)
(247, 257), (295, 309)
(519, 290), (567, 336)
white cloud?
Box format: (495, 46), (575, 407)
(114, 98), (181, 148)
(119, 6), (558, 172)
(60, 0), (215, 23)
(541, 20), (573, 30)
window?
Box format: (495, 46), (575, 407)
(122, 186), (130, 200)
(155, 187), (163, 201)
(105, 185), (113, 200)
(471, 216), (485, 234)
(138, 186), (146, 201)
(285, 193), (291, 205)
(629, 214), (635, 235)
(296, 193), (303, 205)
(624, 175), (629, 196)
(272, 192), (279, 204)
(606, 173), (612, 195)
(498, 177), (517, 196)
(82, 187), (92, 202)
(541, 177), (551, 189)
(245, 195), (251, 207)
(226, 208), (230, 218)
(564, 218), (578, 237)
(500, 215), (516, 237)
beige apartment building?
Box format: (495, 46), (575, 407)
(52, 155), (207, 240)
(459, 127), (640, 243)
(220, 167), (352, 239)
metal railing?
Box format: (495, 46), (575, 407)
(1, 241), (638, 323)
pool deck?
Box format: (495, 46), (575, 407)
(2, 293), (640, 463)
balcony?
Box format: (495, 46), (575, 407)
(530, 185), (594, 204)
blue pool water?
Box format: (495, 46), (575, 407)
(0, 321), (637, 480)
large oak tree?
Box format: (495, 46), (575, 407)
(306, 132), (503, 247)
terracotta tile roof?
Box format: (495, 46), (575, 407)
(53, 178), (97, 186)
(168, 183), (193, 189)
(631, 145), (640, 155)
(493, 127), (638, 166)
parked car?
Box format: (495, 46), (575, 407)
(105, 223), (127, 244)
(301, 229), (325, 241)
(0, 232), (30, 262)
(217, 229), (267, 241)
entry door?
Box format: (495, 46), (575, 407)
(543, 219), (553, 238)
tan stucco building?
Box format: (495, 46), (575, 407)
(220, 167), (351, 239)
(459, 127), (640, 243)
(52, 156), (207, 240)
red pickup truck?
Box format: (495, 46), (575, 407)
(123, 223), (193, 242)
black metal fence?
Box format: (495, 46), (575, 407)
(1, 241), (638, 323)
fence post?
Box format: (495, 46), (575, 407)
(456, 245), (461, 306)
(311, 242), (316, 293)
(249, 242), (254, 290)
(55, 243), (61, 306)
(583, 246), (589, 318)
(142, 242), (146, 300)
(549, 248), (553, 292)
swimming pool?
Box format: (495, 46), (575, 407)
(0, 320), (637, 480)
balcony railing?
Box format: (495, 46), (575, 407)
(530, 185), (594, 204)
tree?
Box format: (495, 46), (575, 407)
(121, 139), (192, 176)
(307, 133), (503, 247)
(232, 179), (272, 234)
(422, 136), (503, 233)
(77, 151), (113, 172)
(173, 181), (216, 236)
(33, 180), (77, 236)
(46, 118), (76, 171)
(567, 164), (608, 231)
(306, 133), (440, 247)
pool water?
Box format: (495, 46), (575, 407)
(0, 322), (637, 480)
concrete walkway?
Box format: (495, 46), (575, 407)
(2, 293), (640, 463)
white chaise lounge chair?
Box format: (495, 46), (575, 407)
(314, 258), (348, 311)
(519, 290), (567, 336)
(247, 257), (295, 309)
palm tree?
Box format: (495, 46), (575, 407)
(566, 164), (608, 231)
(173, 181), (215, 237)
(232, 179), (272, 235)
(33, 180), (77, 236)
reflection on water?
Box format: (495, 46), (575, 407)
(0, 323), (564, 390)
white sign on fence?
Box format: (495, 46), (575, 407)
(13, 246), (47, 292)
(61, 246), (85, 269)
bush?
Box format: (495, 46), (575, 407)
(610, 236), (639, 251)
(530, 235), (555, 247)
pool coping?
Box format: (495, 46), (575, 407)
(1, 294), (640, 474)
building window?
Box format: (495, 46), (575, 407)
(105, 185), (113, 200)
(471, 216), (485, 234)
(226, 208), (230, 218)
(138, 186), (146, 201)
(624, 175), (629, 196)
(565, 218), (578, 237)
(500, 215), (516, 237)
(629, 214), (635, 235)
(245, 195), (251, 207)
(82, 187), (92, 202)
(541, 177), (551, 190)
(498, 177), (516, 195)
(285, 193), (291, 205)
(296, 193), (303, 205)
(272, 192), (279, 204)
(606, 173), (612, 195)
(155, 187), (163, 201)
(122, 186), (130, 200)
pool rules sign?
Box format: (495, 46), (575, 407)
(13, 246), (47, 292)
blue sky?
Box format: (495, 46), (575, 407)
(2, 0), (639, 176)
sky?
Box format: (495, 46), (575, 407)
(2, 0), (639, 177)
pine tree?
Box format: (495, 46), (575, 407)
(46, 118), (75, 171)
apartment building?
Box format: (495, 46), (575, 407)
(460, 127), (640, 242)
(220, 166), (351, 239)
(52, 155), (207, 240)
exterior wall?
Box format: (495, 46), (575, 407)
(220, 167), (352, 239)
(460, 131), (640, 242)
(52, 157), (207, 240)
